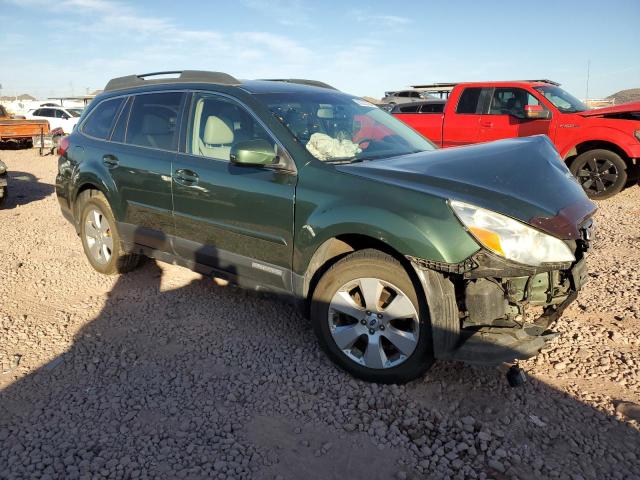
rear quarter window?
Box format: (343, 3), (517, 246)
(82, 97), (125, 140)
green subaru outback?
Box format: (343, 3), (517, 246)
(56, 71), (595, 383)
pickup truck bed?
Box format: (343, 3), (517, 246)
(0, 105), (50, 142)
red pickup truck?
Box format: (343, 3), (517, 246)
(393, 80), (640, 199)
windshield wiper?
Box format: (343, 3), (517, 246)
(324, 157), (358, 164)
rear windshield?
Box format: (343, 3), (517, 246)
(254, 91), (435, 163)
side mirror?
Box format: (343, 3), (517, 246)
(524, 104), (551, 120)
(230, 139), (278, 166)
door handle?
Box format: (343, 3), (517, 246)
(102, 154), (119, 167)
(175, 168), (199, 186)
(480, 121), (494, 128)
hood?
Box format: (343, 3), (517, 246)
(578, 101), (640, 118)
(337, 135), (596, 239)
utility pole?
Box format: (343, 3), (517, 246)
(585, 60), (591, 104)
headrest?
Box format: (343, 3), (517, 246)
(317, 107), (333, 119)
(204, 116), (233, 144)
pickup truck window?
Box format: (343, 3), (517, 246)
(420, 103), (445, 113)
(399, 105), (420, 113)
(534, 85), (587, 113)
(456, 88), (483, 114)
(488, 88), (544, 117)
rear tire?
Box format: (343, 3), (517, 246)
(311, 249), (434, 384)
(78, 190), (141, 275)
(569, 149), (627, 200)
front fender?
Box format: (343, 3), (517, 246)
(559, 127), (635, 159)
(294, 201), (479, 276)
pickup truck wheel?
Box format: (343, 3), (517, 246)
(78, 191), (141, 275)
(570, 149), (627, 200)
(311, 249), (434, 384)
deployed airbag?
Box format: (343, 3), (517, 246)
(306, 133), (361, 161)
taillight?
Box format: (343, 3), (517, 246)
(57, 136), (69, 156)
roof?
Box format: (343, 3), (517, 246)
(103, 70), (338, 95)
(411, 79), (561, 89)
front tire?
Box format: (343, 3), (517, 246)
(78, 190), (141, 275)
(569, 149), (627, 200)
(311, 249), (434, 384)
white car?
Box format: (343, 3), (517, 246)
(25, 106), (83, 134)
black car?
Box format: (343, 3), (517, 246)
(390, 99), (446, 114)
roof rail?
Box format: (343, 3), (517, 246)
(261, 79), (337, 90)
(104, 70), (241, 91)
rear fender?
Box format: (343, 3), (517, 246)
(71, 170), (123, 222)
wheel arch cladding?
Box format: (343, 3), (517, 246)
(73, 174), (122, 222)
(409, 266), (459, 358)
(302, 234), (419, 301)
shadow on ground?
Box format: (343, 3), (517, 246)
(0, 173), (639, 479)
(0, 170), (54, 209)
(1, 258), (639, 479)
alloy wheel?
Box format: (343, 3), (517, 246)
(328, 277), (419, 369)
(84, 208), (113, 265)
(576, 157), (619, 196)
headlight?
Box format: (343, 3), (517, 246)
(0, 161), (6, 174)
(634, 130), (640, 142)
(450, 200), (575, 266)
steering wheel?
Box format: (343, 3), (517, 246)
(357, 137), (375, 148)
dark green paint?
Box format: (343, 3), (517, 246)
(56, 80), (585, 299)
(230, 139), (279, 166)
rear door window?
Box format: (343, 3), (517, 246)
(82, 97), (124, 140)
(126, 92), (184, 151)
(456, 88), (483, 114)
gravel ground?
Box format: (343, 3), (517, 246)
(0, 148), (639, 480)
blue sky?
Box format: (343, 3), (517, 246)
(1, 0), (639, 100)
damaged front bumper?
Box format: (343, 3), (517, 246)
(409, 234), (591, 366)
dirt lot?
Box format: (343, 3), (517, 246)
(1, 148), (639, 479)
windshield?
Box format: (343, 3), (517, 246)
(534, 85), (588, 113)
(67, 108), (83, 117)
(255, 91), (436, 163)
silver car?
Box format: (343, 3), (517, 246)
(381, 89), (434, 107)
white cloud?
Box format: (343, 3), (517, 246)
(352, 10), (412, 28)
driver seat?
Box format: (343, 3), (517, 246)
(197, 115), (234, 160)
